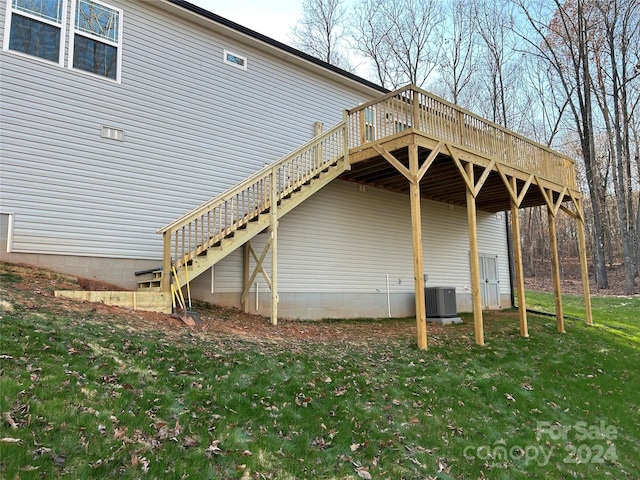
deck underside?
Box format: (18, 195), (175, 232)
(342, 131), (577, 213)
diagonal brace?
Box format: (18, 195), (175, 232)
(240, 239), (273, 305)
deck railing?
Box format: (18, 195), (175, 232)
(347, 85), (577, 189)
(158, 85), (577, 291)
(157, 119), (348, 288)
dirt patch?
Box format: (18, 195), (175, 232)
(2, 260), (633, 346)
(1, 262), (452, 345)
(77, 277), (128, 291)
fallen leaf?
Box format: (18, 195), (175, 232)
(205, 441), (222, 456)
(355, 468), (372, 479)
(19, 465), (40, 471)
(333, 387), (347, 397)
(0, 437), (22, 444)
(3, 412), (18, 429)
(183, 436), (198, 447)
(350, 443), (361, 452)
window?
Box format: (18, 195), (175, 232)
(224, 49), (247, 70)
(5, 0), (67, 64)
(4, 0), (123, 81)
(70, 0), (122, 80)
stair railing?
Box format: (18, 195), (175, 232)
(157, 115), (349, 292)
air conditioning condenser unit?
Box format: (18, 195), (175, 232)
(425, 286), (458, 318)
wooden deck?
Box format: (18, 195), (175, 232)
(57, 85), (591, 349)
(342, 85), (579, 212)
(339, 85), (590, 349)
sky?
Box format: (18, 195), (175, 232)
(189, 0), (303, 46)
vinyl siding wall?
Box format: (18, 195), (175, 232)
(1, 0), (512, 317)
(0, 0), (375, 258)
(198, 181), (511, 318)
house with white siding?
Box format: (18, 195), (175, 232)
(0, 0), (590, 348)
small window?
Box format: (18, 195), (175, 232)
(224, 49), (247, 70)
(69, 0), (122, 81)
(4, 0), (67, 64)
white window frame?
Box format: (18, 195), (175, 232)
(223, 49), (247, 71)
(68, 0), (122, 82)
(3, 0), (68, 66)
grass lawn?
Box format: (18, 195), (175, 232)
(1, 264), (639, 479)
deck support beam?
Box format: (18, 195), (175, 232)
(576, 208), (593, 326)
(270, 169), (279, 326)
(243, 243), (250, 312)
(465, 162), (485, 346)
(510, 199), (528, 338)
(161, 232), (172, 293)
(408, 143), (428, 350)
(507, 176), (528, 337)
(539, 182), (565, 333)
(560, 198), (593, 326)
(547, 206), (565, 333)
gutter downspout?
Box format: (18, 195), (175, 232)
(505, 211), (516, 308)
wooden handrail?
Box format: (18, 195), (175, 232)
(158, 120), (348, 289)
(347, 85), (577, 189)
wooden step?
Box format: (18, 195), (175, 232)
(137, 279), (162, 290)
(55, 290), (172, 314)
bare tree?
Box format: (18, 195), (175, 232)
(290, 0), (351, 70)
(351, 0), (444, 89)
(436, 0), (477, 106)
(591, 0), (640, 293)
(514, 0), (610, 289)
(472, 0), (519, 128)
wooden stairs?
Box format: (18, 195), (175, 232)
(138, 159), (348, 292)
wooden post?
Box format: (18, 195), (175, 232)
(412, 87), (420, 130)
(547, 207), (565, 333)
(510, 199), (528, 337)
(270, 168), (279, 325)
(314, 121), (323, 169)
(161, 232), (172, 293)
(242, 242), (250, 313)
(465, 162), (485, 346)
(577, 213), (593, 326)
(409, 143), (428, 350)
(342, 110), (350, 170)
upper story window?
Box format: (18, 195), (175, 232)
(5, 0), (67, 64)
(4, 0), (122, 82)
(70, 0), (122, 81)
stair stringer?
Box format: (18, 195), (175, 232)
(171, 160), (348, 288)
